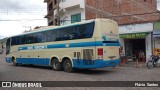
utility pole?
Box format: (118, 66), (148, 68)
(96, 0), (98, 18)
(57, 0), (60, 26)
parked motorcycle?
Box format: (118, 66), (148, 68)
(147, 55), (159, 69)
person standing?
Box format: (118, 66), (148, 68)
(139, 50), (145, 62)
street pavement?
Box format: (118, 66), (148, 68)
(0, 52), (159, 90)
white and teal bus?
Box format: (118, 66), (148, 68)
(6, 18), (120, 72)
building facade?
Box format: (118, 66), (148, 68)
(119, 21), (160, 61)
(44, 0), (160, 62)
(153, 21), (160, 56)
(44, 0), (159, 26)
(119, 23), (153, 61)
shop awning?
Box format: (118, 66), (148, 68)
(153, 31), (160, 38)
(119, 32), (149, 39)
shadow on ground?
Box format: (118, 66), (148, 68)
(9, 64), (117, 75)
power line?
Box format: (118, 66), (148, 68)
(0, 11), (159, 22)
(0, 6), (47, 15)
(0, 19), (47, 21)
(0, 10), (159, 22)
(111, 11), (160, 17)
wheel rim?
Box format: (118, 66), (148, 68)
(53, 62), (58, 69)
(51, 59), (62, 71)
(147, 62), (153, 69)
(65, 62), (71, 70)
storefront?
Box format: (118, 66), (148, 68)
(119, 23), (153, 62)
(120, 32), (149, 62)
(153, 22), (160, 56)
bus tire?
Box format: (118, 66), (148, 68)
(63, 59), (74, 73)
(51, 58), (62, 71)
(12, 58), (18, 66)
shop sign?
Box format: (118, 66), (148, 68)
(120, 33), (148, 38)
(119, 23), (153, 34)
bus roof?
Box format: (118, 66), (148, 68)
(9, 19), (96, 38)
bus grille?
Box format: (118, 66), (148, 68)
(83, 49), (94, 65)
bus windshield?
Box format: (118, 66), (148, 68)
(6, 38), (10, 55)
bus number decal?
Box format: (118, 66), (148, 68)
(34, 46), (47, 49)
(28, 46), (33, 50)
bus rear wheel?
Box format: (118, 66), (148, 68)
(51, 58), (62, 71)
(63, 59), (74, 73)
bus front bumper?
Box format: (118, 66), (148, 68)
(73, 59), (120, 69)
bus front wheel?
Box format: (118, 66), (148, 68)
(51, 58), (62, 71)
(63, 59), (74, 73)
(12, 59), (18, 66)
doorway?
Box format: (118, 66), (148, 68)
(125, 39), (146, 62)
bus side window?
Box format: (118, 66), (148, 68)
(59, 26), (75, 41)
(55, 37), (61, 41)
(44, 30), (59, 42)
(21, 36), (27, 44)
(69, 33), (75, 40)
(85, 23), (94, 38)
(77, 24), (85, 39)
(35, 33), (41, 43)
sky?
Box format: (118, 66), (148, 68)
(158, 0), (160, 10)
(0, 0), (47, 38)
(0, 0), (160, 39)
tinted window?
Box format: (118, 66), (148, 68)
(37, 32), (46, 43)
(76, 22), (94, 39)
(11, 22), (95, 45)
(27, 34), (36, 44)
(58, 27), (75, 41)
(46, 30), (58, 42)
(11, 37), (19, 45)
(21, 35), (27, 44)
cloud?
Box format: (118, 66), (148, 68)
(0, 0), (47, 37)
(0, 0), (46, 15)
(0, 0), (45, 8)
(158, 0), (160, 10)
(0, 0), (22, 8)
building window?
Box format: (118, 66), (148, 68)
(48, 2), (53, 12)
(71, 13), (81, 23)
(54, 0), (57, 5)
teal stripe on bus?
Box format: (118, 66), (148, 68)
(73, 59), (120, 68)
(18, 41), (120, 50)
(16, 58), (50, 65)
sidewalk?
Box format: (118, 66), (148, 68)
(120, 61), (146, 68)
